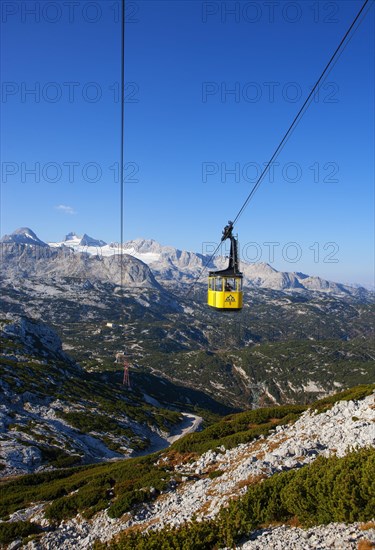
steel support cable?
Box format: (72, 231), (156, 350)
(232, 0), (371, 226)
(186, 0), (372, 298)
(120, 0), (125, 323)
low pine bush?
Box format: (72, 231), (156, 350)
(99, 447), (375, 549)
(171, 404), (306, 454)
(0, 521), (41, 545)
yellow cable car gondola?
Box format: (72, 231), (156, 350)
(207, 221), (243, 311)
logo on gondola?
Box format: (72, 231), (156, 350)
(225, 294), (236, 303)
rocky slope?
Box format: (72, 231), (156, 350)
(0, 242), (160, 289)
(147, 395), (374, 530)
(0, 316), (195, 475)
(232, 522), (375, 549)
(1, 389), (373, 548)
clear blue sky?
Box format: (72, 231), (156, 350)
(1, 0), (374, 286)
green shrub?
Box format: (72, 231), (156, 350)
(107, 491), (145, 519)
(100, 447), (375, 549)
(280, 449), (375, 525)
(45, 476), (114, 521)
(0, 451), (171, 522)
(208, 469), (223, 479)
(56, 411), (134, 437)
(0, 521), (41, 544)
(171, 404), (306, 454)
(313, 384), (375, 413)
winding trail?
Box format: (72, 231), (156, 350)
(134, 412), (203, 456)
(167, 413), (203, 444)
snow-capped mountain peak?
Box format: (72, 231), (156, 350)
(64, 232), (80, 243)
(0, 227), (48, 247)
(50, 232), (107, 250)
(79, 234), (107, 247)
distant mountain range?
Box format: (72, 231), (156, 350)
(1, 227), (371, 298)
(1, 227), (374, 450)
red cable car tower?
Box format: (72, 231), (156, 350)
(115, 352), (131, 388)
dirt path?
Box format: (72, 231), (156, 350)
(167, 413), (203, 444)
(135, 413), (203, 456)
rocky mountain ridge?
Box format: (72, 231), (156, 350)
(1, 241), (160, 289)
(2, 228), (371, 297)
(1, 388), (373, 548)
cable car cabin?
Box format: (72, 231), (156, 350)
(207, 275), (243, 310)
(207, 221), (243, 311)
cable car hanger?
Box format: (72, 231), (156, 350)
(186, 0), (371, 306)
(208, 221), (243, 310)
